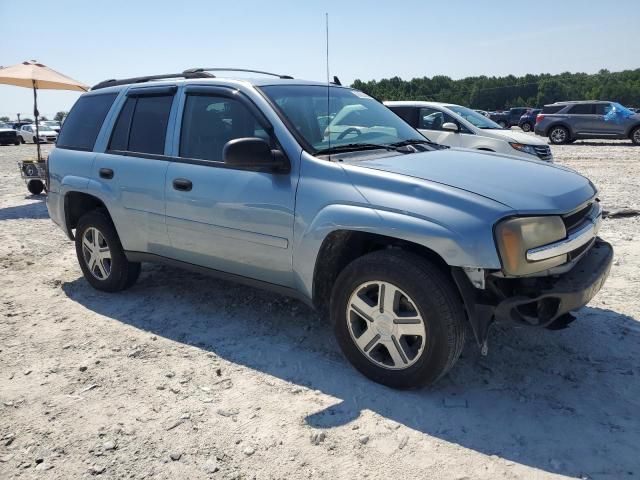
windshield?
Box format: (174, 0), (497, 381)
(0, 123), (8, 129)
(260, 85), (426, 153)
(42, 121), (58, 127)
(445, 105), (504, 129)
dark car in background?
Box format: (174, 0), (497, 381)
(490, 107), (532, 128)
(518, 109), (541, 132)
(535, 100), (640, 145)
(0, 122), (20, 145)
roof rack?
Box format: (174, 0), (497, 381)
(91, 68), (294, 91)
(91, 71), (215, 90)
(183, 68), (293, 79)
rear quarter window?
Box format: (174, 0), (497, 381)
(541, 105), (564, 114)
(56, 93), (118, 151)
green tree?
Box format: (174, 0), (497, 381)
(0, 116), (9, 122)
(54, 111), (67, 122)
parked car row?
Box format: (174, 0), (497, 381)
(45, 68), (612, 389)
(0, 122), (60, 145)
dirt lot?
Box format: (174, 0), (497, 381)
(1, 138), (639, 480)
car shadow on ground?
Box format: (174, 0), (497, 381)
(61, 264), (639, 478)
(0, 197), (48, 220)
(563, 141), (636, 147)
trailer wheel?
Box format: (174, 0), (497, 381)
(27, 180), (44, 195)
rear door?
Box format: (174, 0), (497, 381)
(567, 103), (599, 135)
(163, 85), (297, 287)
(92, 86), (176, 255)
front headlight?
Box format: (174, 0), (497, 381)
(495, 216), (566, 276)
(509, 142), (537, 156)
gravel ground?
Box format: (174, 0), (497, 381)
(1, 137), (639, 480)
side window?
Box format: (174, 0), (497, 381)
(568, 104), (594, 115)
(57, 93), (117, 150)
(419, 107), (455, 130)
(179, 94), (268, 162)
(108, 94), (173, 155)
(594, 103), (613, 115)
(388, 107), (418, 127)
(542, 105), (564, 114)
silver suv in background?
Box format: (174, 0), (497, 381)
(535, 100), (640, 145)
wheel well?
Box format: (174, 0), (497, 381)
(627, 123), (640, 137)
(64, 192), (111, 239)
(546, 122), (572, 137)
(312, 230), (450, 311)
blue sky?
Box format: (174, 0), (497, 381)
(1, 0), (638, 119)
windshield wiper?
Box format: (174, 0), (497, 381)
(315, 143), (396, 155)
(387, 139), (437, 148)
(387, 138), (449, 150)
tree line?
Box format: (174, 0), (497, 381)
(351, 69), (640, 110)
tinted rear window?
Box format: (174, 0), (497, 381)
(108, 95), (173, 155)
(568, 104), (593, 115)
(57, 93), (117, 150)
(541, 105), (564, 114)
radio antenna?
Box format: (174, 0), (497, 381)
(325, 12), (331, 156)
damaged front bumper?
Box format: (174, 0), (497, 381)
(453, 238), (613, 351)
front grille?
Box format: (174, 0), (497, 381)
(534, 145), (552, 160)
(46, 136), (56, 141)
(563, 202), (594, 233)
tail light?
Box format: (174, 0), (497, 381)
(536, 114), (544, 124)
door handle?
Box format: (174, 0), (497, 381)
(99, 168), (114, 179)
(172, 178), (193, 191)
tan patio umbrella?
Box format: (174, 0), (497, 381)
(0, 60), (88, 161)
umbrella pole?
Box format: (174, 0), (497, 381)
(32, 80), (41, 162)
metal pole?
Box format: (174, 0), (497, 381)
(32, 80), (41, 162)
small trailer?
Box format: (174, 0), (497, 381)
(18, 159), (47, 195)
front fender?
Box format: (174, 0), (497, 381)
(292, 203), (502, 299)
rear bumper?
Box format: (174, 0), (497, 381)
(494, 239), (613, 326)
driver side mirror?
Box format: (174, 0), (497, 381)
(223, 137), (290, 173)
(442, 122), (459, 133)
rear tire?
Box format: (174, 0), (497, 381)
(549, 125), (570, 144)
(631, 126), (640, 145)
(330, 250), (466, 389)
(27, 180), (44, 195)
(520, 122), (532, 132)
(75, 210), (141, 292)
(14, 140), (20, 145)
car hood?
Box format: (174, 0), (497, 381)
(479, 128), (548, 145)
(345, 149), (595, 213)
(0, 128), (16, 132)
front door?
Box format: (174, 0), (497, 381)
(417, 107), (461, 147)
(164, 87), (297, 287)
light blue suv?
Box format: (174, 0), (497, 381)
(46, 69), (613, 388)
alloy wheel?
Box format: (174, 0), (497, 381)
(346, 281), (427, 370)
(81, 227), (112, 280)
(550, 127), (567, 143)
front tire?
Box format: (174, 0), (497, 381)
(330, 250), (466, 389)
(75, 210), (141, 292)
(498, 120), (508, 128)
(631, 126), (640, 145)
(520, 122), (532, 132)
(549, 125), (570, 144)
